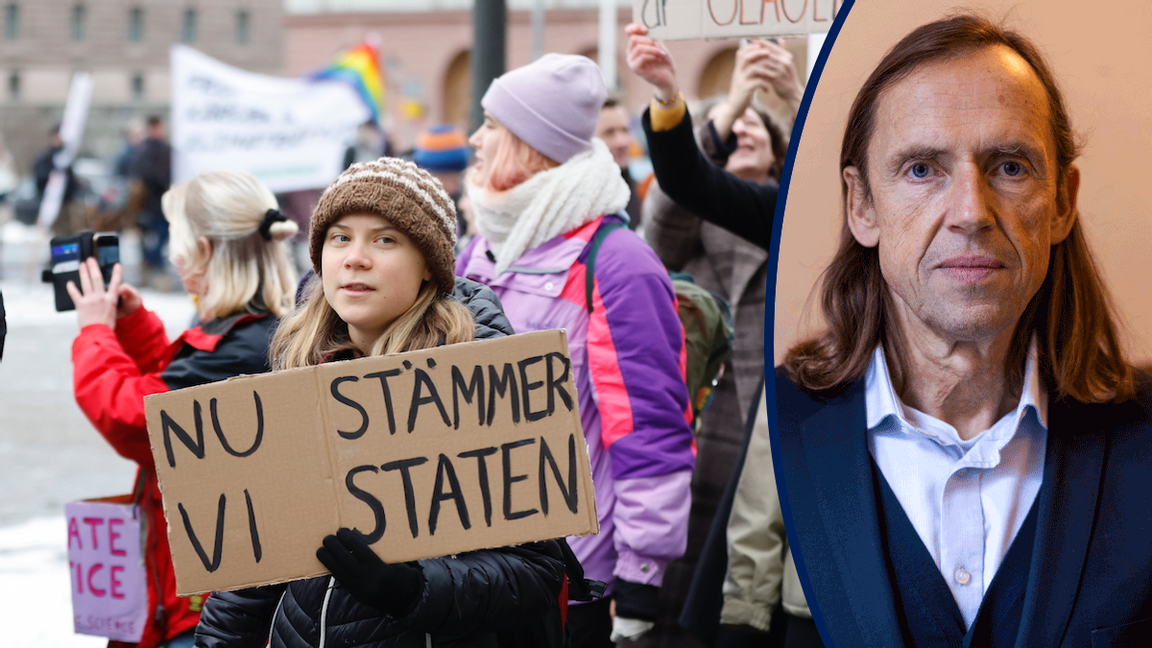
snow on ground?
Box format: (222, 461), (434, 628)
(0, 517), (106, 647)
(2, 220), (199, 647)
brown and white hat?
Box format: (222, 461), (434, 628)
(310, 157), (458, 294)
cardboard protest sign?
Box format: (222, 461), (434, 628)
(66, 496), (148, 642)
(636, 0), (843, 41)
(144, 330), (597, 596)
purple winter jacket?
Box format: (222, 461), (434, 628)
(457, 214), (695, 595)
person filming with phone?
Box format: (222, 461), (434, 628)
(67, 171), (299, 648)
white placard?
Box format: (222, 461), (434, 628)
(171, 45), (370, 193)
(635, 0), (843, 41)
(66, 497), (148, 643)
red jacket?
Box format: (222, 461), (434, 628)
(72, 305), (278, 648)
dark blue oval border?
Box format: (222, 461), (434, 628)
(765, 2), (855, 648)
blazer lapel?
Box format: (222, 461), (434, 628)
(1015, 397), (1106, 648)
(794, 383), (906, 648)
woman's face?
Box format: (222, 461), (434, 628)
(467, 112), (506, 188)
(169, 228), (209, 297)
(172, 253), (204, 297)
(709, 103), (775, 183)
(321, 212), (432, 352)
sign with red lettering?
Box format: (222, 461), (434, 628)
(144, 330), (598, 596)
(65, 496), (147, 642)
(636, 0), (843, 41)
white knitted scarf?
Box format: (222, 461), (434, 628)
(468, 138), (631, 275)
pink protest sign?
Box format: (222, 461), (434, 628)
(65, 495), (148, 642)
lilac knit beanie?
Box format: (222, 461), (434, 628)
(481, 53), (607, 163)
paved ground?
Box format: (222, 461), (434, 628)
(1, 221), (196, 647)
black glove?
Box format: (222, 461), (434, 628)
(316, 528), (424, 616)
(612, 579), (660, 621)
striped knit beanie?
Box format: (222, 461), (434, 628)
(310, 157), (458, 295)
(413, 124), (470, 173)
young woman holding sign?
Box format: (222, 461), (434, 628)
(193, 157), (572, 648)
(69, 171), (300, 648)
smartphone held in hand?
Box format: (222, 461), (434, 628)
(42, 231), (120, 311)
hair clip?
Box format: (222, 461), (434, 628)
(259, 208), (289, 241)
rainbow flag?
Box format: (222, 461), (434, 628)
(310, 40), (385, 124)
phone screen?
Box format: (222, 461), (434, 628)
(95, 237), (119, 266)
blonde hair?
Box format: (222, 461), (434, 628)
(485, 126), (559, 191)
(163, 171), (299, 322)
(270, 277), (475, 370)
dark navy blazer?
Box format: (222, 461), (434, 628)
(773, 368), (1152, 648)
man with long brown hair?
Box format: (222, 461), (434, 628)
(776, 13), (1149, 647)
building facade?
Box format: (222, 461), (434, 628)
(0, 0), (812, 180)
(0, 0), (283, 172)
(283, 0), (810, 153)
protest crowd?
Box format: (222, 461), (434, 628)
(1, 13), (819, 648)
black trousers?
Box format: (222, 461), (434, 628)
(568, 598), (615, 648)
(715, 608), (825, 648)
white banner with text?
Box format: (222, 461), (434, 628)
(171, 45), (369, 193)
(635, 0), (843, 41)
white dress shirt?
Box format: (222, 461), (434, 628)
(865, 342), (1047, 628)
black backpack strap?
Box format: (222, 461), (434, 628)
(555, 536), (605, 601)
(583, 220), (628, 314)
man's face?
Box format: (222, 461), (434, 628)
(596, 105), (632, 169)
(844, 46), (1079, 346)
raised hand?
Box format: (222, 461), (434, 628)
(714, 39), (804, 140)
(756, 39), (803, 110)
(66, 259), (138, 330)
(625, 23), (679, 101)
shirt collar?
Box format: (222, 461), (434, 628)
(865, 338), (1048, 447)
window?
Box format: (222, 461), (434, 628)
(128, 7), (143, 42)
(181, 8), (197, 44)
(70, 4), (86, 42)
(131, 73), (144, 100)
(8, 71), (19, 100)
(235, 10), (249, 45)
(4, 3), (18, 40)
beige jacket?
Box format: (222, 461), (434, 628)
(721, 387), (811, 630)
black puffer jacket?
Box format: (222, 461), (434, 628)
(451, 277), (511, 340)
(195, 542), (566, 647)
(194, 281), (567, 648)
